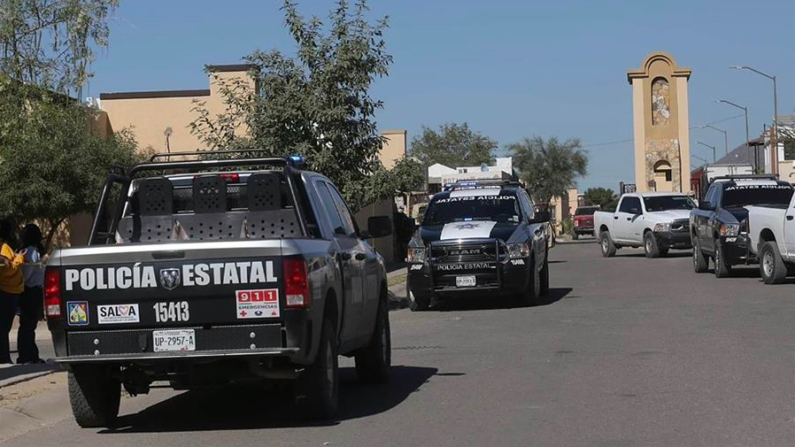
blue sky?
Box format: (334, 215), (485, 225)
(89, 0), (795, 191)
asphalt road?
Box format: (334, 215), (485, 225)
(6, 241), (795, 446)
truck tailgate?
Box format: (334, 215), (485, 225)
(53, 241), (290, 358)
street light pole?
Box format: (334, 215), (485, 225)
(730, 65), (779, 174)
(697, 141), (717, 163)
(691, 154), (709, 167)
(716, 99), (751, 170)
(701, 124), (728, 157)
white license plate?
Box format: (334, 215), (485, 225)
(152, 329), (196, 353)
(456, 276), (476, 287)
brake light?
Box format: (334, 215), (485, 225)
(283, 258), (309, 308)
(193, 173), (240, 183)
(44, 268), (62, 318)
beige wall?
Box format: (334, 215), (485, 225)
(100, 66), (255, 154)
(628, 52), (692, 193)
(381, 130), (407, 169)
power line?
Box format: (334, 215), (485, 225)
(580, 114), (745, 149)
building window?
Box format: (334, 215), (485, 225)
(651, 77), (670, 126)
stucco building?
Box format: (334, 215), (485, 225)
(77, 64), (407, 261)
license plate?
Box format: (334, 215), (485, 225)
(152, 329), (196, 353)
(456, 276), (476, 287)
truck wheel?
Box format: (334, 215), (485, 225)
(296, 316), (339, 420)
(540, 253), (550, 296)
(68, 366), (121, 428)
(355, 292), (391, 384)
(408, 289), (430, 312)
(693, 238), (708, 273)
(714, 242), (732, 278)
(643, 232), (661, 258)
(517, 256), (542, 306)
(600, 231), (616, 257)
(760, 241), (787, 284)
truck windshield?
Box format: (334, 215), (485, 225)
(643, 196), (695, 212)
(575, 208), (598, 216)
(423, 195), (520, 225)
(722, 184), (794, 208)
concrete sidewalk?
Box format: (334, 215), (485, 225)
(1, 318), (60, 389)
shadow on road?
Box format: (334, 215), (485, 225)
(432, 287), (572, 312)
(616, 251), (691, 259)
(103, 365), (437, 433)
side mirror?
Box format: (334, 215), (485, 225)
(532, 211), (551, 223)
(364, 216), (393, 239)
(699, 202), (714, 211)
(629, 208), (641, 215)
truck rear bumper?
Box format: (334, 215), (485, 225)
(50, 347), (300, 364)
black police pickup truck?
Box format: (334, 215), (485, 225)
(406, 181), (550, 310)
(691, 175), (794, 277)
(46, 151), (394, 426)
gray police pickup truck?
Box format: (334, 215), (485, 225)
(45, 152), (393, 427)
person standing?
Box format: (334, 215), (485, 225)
(0, 221), (25, 365)
(17, 224), (45, 364)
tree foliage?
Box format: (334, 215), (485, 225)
(0, 0), (118, 96)
(190, 0), (410, 211)
(409, 123), (496, 169)
(508, 136), (588, 208)
(0, 77), (142, 248)
(583, 187), (618, 210)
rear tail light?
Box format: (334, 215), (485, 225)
(283, 258), (309, 308)
(44, 268), (62, 318)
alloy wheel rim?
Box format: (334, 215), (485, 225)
(645, 238), (652, 253)
(763, 252), (774, 277)
(602, 238), (608, 252)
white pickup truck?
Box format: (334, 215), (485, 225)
(593, 193), (695, 258)
(746, 187), (795, 283)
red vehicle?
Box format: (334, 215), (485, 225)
(572, 205), (600, 240)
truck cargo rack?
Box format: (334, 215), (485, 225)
(709, 174), (778, 183)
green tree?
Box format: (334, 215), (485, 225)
(0, 0), (118, 97)
(0, 78), (141, 248)
(190, 0), (405, 211)
(583, 187), (618, 210)
(409, 123), (496, 169)
(508, 136), (588, 209)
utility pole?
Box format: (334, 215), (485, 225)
(697, 141), (717, 163)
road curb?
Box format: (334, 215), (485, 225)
(0, 367), (61, 389)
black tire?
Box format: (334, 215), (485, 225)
(68, 366), (121, 428)
(516, 256), (542, 306)
(714, 241), (732, 278)
(355, 292), (391, 384)
(693, 237), (708, 273)
(643, 232), (660, 258)
(659, 248), (669, 257)
(296, 316), (339, 420)
(540, 253), (550, 296)
(408, 288), (430, 312)
(760, 241), (788, 285)
(600, 231), (616, 257)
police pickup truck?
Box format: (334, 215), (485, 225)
(46, 152), (393, 427)
(691, 175), (794, 277)
(406, 181), (550, 310)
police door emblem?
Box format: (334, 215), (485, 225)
(159, 268), (181, 290)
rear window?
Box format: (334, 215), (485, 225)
(575, 208), (597, 216)
(722, 183), (794, 208)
